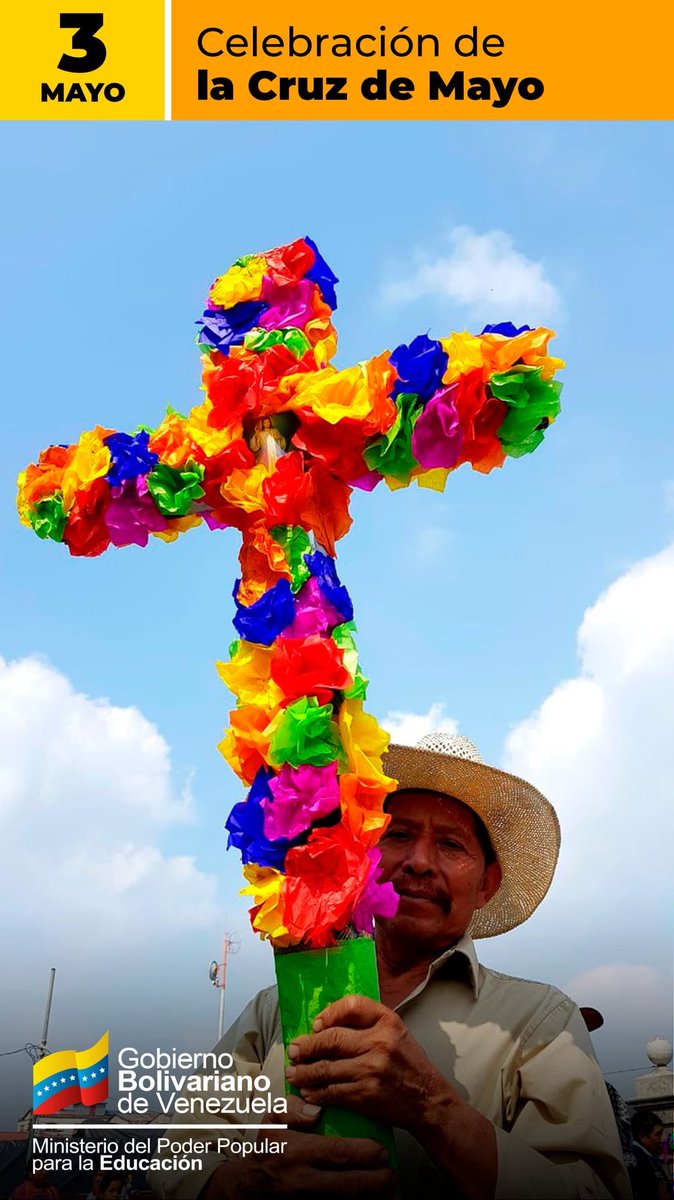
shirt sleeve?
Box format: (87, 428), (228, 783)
(494, 998), (632, 1200)
(149, 985), (281, 1200)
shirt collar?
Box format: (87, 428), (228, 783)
(393, 932), (481, 1012)
(429, 932), (481, 999)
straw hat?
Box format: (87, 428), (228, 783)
(382, 731), (560, 939)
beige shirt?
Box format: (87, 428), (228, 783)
(151, 935), (632, 1200)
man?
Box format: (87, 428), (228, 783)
(629, 1111), (669, 1200)
(151, 733), (631, 1200)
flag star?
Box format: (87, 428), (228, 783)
(37, 1091), (42, 1097)
(82, 1074), (88, 1081)
(60, 1077), (66, 1083)
(70, 1075), (76, 1081)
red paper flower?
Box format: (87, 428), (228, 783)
(237, 523), (293, 605)
(63, 477), (111, 557)
(262, 454), (353, 554)
(304, 463), (353, 555)
(265, 238), (315, 287)
(453, 369), (507, 473)
(207, 346), (315, 428)
(282, 822), (372, 946)
(291, 413), (371, 486)
(271, 634), (353, 706)
(200, 440), (257, 530)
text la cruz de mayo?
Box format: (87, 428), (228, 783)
(194, 23), (545, 108)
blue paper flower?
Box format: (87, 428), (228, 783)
(480, 322), (532, 337)
(225, 768), (292, 869)
(304, 551), (354, 623)
(304, 236), (339, 310)
(390, 334), (448, 402)
(233, 578), (296, 645)
(104, 431), (158, 486)
(197, 300), (266, 354)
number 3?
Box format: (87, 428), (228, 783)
(58, 13), (107, 73)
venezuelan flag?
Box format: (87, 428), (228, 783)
(33, 1032), (109, 1116)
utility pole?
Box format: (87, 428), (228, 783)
(208, 933), (240, 1043)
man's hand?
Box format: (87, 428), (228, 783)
(203, 1096), (395, 1199)
(285, 995), (453, 1136)
(286, 998), (497, 1200)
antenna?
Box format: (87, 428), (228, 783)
(208, 933), (241, 1043)
(38, 969), (56, 1060)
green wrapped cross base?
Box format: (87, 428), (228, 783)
(275, 937), (397, 1158)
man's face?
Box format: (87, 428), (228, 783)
(101, 1182), (123, 1200)
(641, 1124), (664, 1154)
(376, 790), (502, 956)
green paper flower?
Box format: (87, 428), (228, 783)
(29, 494), (67, 542)
(363, 392), (423, 482)
(244, 327), (311, 360)
(491, 367), (562, 458)
(268, 697), (342, 768)
(146, 462), (205, 517)
(332, 623), (369, 700)
(271, 525), (312, 592)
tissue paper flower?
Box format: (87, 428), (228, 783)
(18, 235), (563, 949)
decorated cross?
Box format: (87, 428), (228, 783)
(18, 235), (562, 1139)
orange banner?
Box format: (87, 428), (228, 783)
(172, 0), (673, 120)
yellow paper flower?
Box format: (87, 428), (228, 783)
(338, 698), (390, 777)
(61, 428), (112, 510)
(220, 464), (270, 514)
(305, 316), (338, 367)
(148, 412), (197, 469)
(240, 865), (292, 944)
(413, 466), (451, 492)
(16, 470), (31, 527)
(218, 702), (275, 784)
(442, 328), (564, 384)
(151, 513), (202, 543)
(284, 352), (396, 433)
(209, 255), (267, 308)
(481, 328), (565, 380)
(339, 771), (394, 849)
(184, 400), (242, 457)
(216, 642), (283, 708)
(440, 332), (485, 383)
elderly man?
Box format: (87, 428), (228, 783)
(152, 733), (631, 1200)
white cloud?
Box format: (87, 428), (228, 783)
(564, 964), (672, 1040)
(383, 701), (458, 746)
(384, 226), (561, 325)
(502, 543), (674, 901)
(0, 654), (219, 933)
(0, 654), (191, 825)
(563, 964), (673, 1086)
(0, 655), (234, 1125)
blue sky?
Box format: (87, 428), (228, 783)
(1, 121), (673, 1122)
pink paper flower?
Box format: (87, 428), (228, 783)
(262, 761), (339, 841)
(352, 848), (399, 935)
